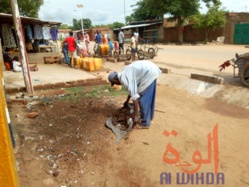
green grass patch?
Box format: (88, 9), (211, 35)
(60, 85), (127, 102)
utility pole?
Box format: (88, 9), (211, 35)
(124, 0), (126, 24)
(9, 0), (34, 94)
(77, 4), (84, 35)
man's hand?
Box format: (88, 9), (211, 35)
(123, 101), (129, 108)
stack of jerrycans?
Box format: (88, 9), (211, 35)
(81, 57), (102, 71)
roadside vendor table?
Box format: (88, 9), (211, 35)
(38, 45), (56, 53)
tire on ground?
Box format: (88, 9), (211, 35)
(137, 49), (144, 60)
(240, 62), (249, 87)
(126, 49), (131, 60)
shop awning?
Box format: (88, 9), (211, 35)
(0, 13), (61, 26)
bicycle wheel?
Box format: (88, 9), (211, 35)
(148, 48), (155, 59)
(113, 51), (119, 59)
(240, 62), (249, 87)
(137, 49), (144, 60)
(126, 49), (131, 60)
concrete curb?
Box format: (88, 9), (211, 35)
(160, 67), (171, 74)
(158, 74), (249, 109)
(107, 58), (117, 63)
(5, 78), (109, 94)
(191, 73), (224, 84)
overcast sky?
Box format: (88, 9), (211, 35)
(38, 0), (249, 26)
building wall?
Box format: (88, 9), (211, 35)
(163, 13), (249, 44)
(163, 25), (223, 43)
(223, 12), (249, 44)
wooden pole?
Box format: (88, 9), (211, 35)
(9, 0), (34, 94)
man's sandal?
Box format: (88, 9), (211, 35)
(133, 124), (150, 129)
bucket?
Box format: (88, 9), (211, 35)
(99, 44), (106, 55)
(82, 57), (89, 70)
(94, 58), (101, 70)
(86, 58), (95, 71)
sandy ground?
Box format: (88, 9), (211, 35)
(10, 84), (249, 187)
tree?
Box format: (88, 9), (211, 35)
(191, 2), (226, 43)
(58, 24), (70, 29)
(108, 22), (125, 29)
(72, 18), (92, 30)
(83, 18), (92, 29)
(125, 15), (135, 24)
(129, 0), (159, 22)
(131, 0), (220, 43)
(0, 0), (44, 18)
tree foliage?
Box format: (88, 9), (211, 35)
(107, 22), (125, 29)
(130, 0), (222, 42)
(72, 18), (92, 30)
(129, 0), (159, 22)
(191, 2), (226, 42)
(0, 0), (44, 18)
(58, 24), (70, 29)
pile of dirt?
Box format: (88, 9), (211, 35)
(111, 106), (134, 131)
(10, 94), (124, 186)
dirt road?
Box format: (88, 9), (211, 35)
(10, 85), (249, 187)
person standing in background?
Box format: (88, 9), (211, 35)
(118, 28), (124, 54)
(134, 28), (143, 48)
(84, 32), (91, 54)
(130, 34), (136, 61)
(61, 41), (70, 66)
(102, 34), (108, 45)
(64, 31), (77, 68)
(3, 48), (13, 70)
(108, 38), (114, 56)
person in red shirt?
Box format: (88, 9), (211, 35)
(64, 31), (77, 68)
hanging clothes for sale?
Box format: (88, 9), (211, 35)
(50, 27), (58, 41)
(26, 25), (33, 40)
(1, 24), (17, 48)
(42, 26), (51, 40)
(34, 25), (43, 40)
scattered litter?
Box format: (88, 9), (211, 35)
(27, 112), (38, 118)
(71, 151), (77, 156)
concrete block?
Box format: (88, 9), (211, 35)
(76, 79), (86, 83)
(107, 58), (117, 63)
(43, 83), (55, 89)
(191, 74), (224, 84)
(65, 81), (76, 85)
(124, 61), (132, 65)
(54, 82), (65, 88)
(118, 57), (127, 62)
(160, 67), (170, 74)
(86, 78), (95, 82)
(33, 85), (44, 90)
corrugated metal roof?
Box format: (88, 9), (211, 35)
(121, 22), (162, 30)
(0, 13), (61, 26)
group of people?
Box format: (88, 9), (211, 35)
(3, 48), (38, 72)
(93, 30), (114, 56)
(118, 28), (143, 61)
(62, 31), (91, 68)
